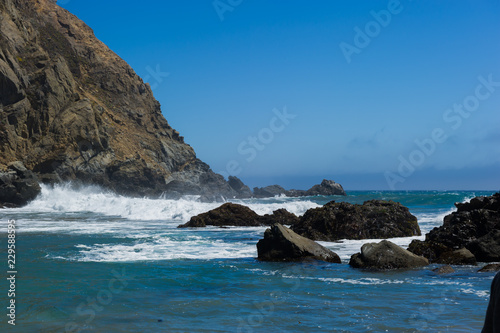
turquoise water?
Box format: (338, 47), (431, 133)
(0, 187), (497, 332)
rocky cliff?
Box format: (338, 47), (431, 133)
(0, 0), (238, 201)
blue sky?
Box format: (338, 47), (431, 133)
(59, 0), (500, 190)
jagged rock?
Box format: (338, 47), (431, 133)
(253, 179), (346, 198)
(292, 200), (421, 241)
(177, 203), (298, 228)
(349, 240), (429, 270)
(433, 265), (455, 274)
(0, 161), (41, 207)
(0, 0), (242, 202)
(478, 264), (500, 273)
(253, 185), (287, 198)
(228, 176), (252, 198)
(303, 179), (346, 196)
(408, 193), (500, 263)
(257, 224), (341, 263)
(436, 248), (477, 265)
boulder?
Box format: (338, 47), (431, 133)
(478, 264), (500, 273)
(292, 200), (421, 241)
(178, 203), (262, 228)
(0, 162), (41, 207)
(349, 240), (429, 270)
(259, 209), (300, 226)
(257, 224), (341, 263)
(408, 193), (500, 263)
(177, 203), (299, 228)
(436, 248), (477, 265)
(433, 265), (455, 274)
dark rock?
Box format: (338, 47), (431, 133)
(433, 265), (455, 274)
(436, 248), (477, 265)
(0, 162), (41, 207)
(478, 264), (500, 273)
(228, 176), (252, 198)
(467, 230), (500, 262)
(292, 200), (421, 241)
(408, 193), (500, 263)
(253, 185), (287, 198)
(178, 203), (299, 228)
(257, 224), (341, 263)
(482, 271), (500, 332)
(178, 203), (263, 228)
(253, 179), (346, 198)
(259, 209), (300, 226)
(0, 0), (241, 202)
(349, 240), (429, 270)
(302, 179), (346, 196)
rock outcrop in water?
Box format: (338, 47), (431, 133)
(0, 0), (242, 203)
(291, 200), (421, 241)
(177, 203), (299, 228)
(257, 223), (341, 263)
(253, 179), (346, 198)
(349, 240), (429, 270)
(408, 192), (500, 264)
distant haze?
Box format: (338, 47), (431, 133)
(60, 0), (500, 190)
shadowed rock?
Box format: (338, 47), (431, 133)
(177, 203), (299, 228)
(408, 193), (500, 263)
(436, 248), (476, 266)
(257, 224), (341, 263)
(292, 200), (421, 241)
(0, 162), (41, 207)
(349, 240), (429, 270)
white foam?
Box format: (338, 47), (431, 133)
(67, 234), (258, 262)
(318, 236), (425, 261)
(17, 184), (319, 223)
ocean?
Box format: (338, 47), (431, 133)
(0, 186), (497, 332)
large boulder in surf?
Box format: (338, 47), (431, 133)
(228, 176), (253, 198)
(408, 192), (500, 263)
(257, 224), (341, 263)
(0, 161), (41, 207)
(349, 240), (429, 270)
(253, 185), (287, 198)
(253, 179), (346, 198)
(177, 203), (299, 228)
(292, 200), (421, 241)
(303, 179), (346, 196)
(178, 203), (263, 228)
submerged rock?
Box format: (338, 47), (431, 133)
(257, 224), (341, 263)
(478, 264), (500, 273)
(292, 200), (421, 241)
(408, 193), (500, 263)
(177, 203), (299, 228)
(0, 162), (41, 207)
(349, 240), (429, 270)
(433, 265), (455, 275)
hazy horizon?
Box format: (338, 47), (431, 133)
(59, 0), (500, 191)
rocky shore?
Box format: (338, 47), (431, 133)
(0, 0), (346, 207)
(408, 192), (500, 264)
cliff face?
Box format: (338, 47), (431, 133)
(0, 0), (238, 200)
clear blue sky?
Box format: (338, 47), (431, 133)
(59, 0), (500, 191)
